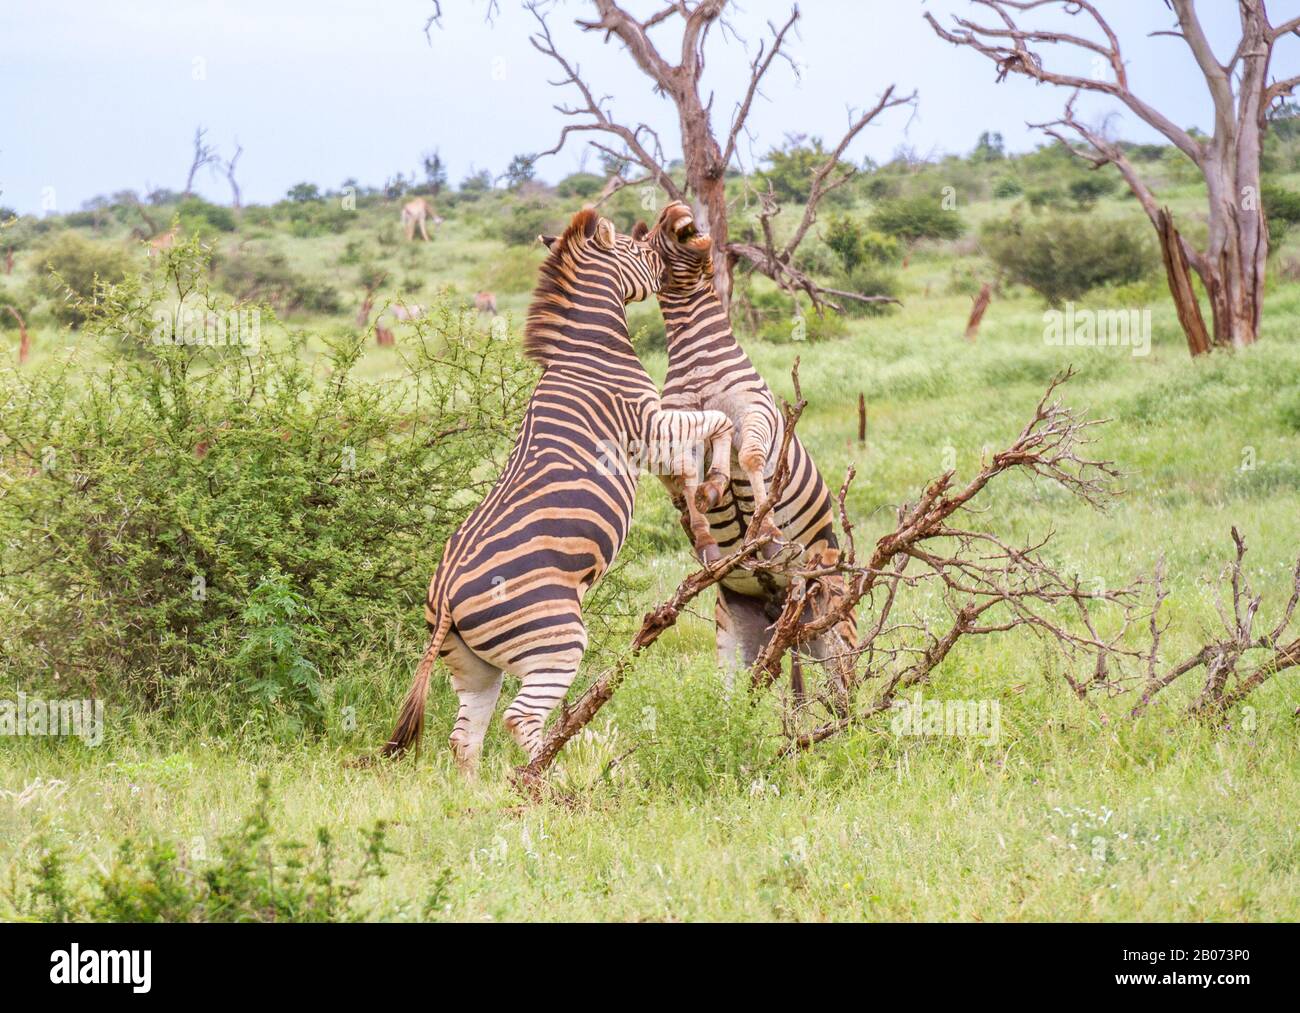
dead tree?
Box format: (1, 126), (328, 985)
(223, 141), (244, 211)
(5, 306), (30, 365)
(1130, 529), (1300, 718)
(356, 271), (388, 327)
(184, 126), (221, 196)
(526, 0), (915, 314)
(4, 248), (12, 275)
(965, 282), (992, 342)
(926, 1), (1300, 356)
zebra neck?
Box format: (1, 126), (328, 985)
(524, 275), (643, 378)
(659, 287), (756, 377)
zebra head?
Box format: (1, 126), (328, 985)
(538, 209), (663, 305)
(637, 200), (715, 294)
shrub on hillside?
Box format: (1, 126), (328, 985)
(759, 138), (857, 206)
(823, 213), (901, 272)
(980, 212), (1156, 305)
(178, 197), (237, 235)
(499, 198), (564, 247)
(1263, 183), (1300, 246)
(0, 242), (534, 718)
(279, 198), (353, 238)
(556, 173), (605, 199)
(868, 195), (965, 245)
(34, 232), (131, 326)
(218, 245), (341, 314)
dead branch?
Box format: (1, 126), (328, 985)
(1130, 529), (1300, 719)
(184, 126), (221, 196)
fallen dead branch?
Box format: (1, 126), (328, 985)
(515, 367), (1300, 788)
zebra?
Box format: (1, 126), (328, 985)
(380, 208), (735, 772)
(635, 201), (858, 697)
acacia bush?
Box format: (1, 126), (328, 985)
(218, 244), (342, 315)
(35, 232), (131, 326)
(868, 195), (965, 245)
(980, 212), (1156, 305)
(0, 242), (533, 719)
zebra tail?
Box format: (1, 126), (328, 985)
(379, 607), (453, 761)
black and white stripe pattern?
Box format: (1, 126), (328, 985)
(381, 209), (733, 770)
(639, 201), (858, 686)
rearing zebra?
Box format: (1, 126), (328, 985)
(636, 201), (858, 692)
(380, 208), (734, 771)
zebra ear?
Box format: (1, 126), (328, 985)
(594, 217), (616, 249)
(538, 234), (559, 250)
(631, 221), (649, 241)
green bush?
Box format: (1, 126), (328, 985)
(868, 195), (965, 245)
(740, 285), (850, 342)
(1263, 183), (1300, 246)
(499, 198), (564, 247)
(556, 172), (605, 199)
(218, 245), (342, 315)
(760, 138), (856, 205)
(823, 213), (901, 272)
(0, 242), (533, 715)
(279, 198), (353, 238)
(35, 232), (131, 326)
(992, 176), (1024, 198)
(1067, 173), (1120, 208)
(832, 262), (899, 317)
(980, 212), (1156, 305)
(15, 776), (401, 922)
(627, 302), (667, 355)
(178, 197), (237, 235)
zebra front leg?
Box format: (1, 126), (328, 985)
(738, 413), (789, 560)
(650, 409), (733, 564)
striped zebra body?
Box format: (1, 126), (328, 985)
(640, 202), (857, 686)
(382, 209), (733, 771)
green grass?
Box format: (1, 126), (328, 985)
(3, 179), (1300, 922)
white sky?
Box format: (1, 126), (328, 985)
(2, 0), (1297, 213)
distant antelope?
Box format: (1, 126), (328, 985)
(473, 291), (498, 316)
(145, 227), (179, 259)
(391, 303), (424, 322)
(400, 197), (443, 241)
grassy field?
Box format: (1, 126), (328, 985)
(2, 159), (1299, 921)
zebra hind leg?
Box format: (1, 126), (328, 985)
(443, 631), (504, 776)
(501, 636), (587, 762)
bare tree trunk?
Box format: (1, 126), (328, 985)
(965, 283), (992, 342)
(857, 393), (866, 446)
(928, 0), (1300, 358)
(1157, 209), (1212, 357)
(6, 306), (29, 365)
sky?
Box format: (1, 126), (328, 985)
(2, 0), (1297, 214)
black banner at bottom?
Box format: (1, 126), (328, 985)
(0, 922), (1288, 999)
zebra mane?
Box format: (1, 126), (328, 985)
(523, 209), (610, 366)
